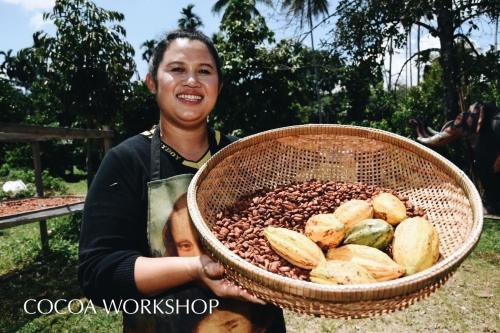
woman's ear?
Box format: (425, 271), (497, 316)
(145, 72), (157, 94)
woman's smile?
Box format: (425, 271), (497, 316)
(176, 91), (204, 105)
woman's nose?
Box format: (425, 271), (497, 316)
(184, 72), (200, 86)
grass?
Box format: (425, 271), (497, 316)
(0, 194), (498, 333)
(65, 180), (88, 196)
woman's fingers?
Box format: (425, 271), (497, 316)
(199, 255), (225, 278)
(203, 262), (225, 278)
(198, 255), (266, 305)
(214, 280), (266, 305)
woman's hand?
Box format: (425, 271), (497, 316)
(196, 255), (266, 305)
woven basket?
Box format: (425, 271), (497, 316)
(187, 125), (483, 318)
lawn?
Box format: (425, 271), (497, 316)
(0, 182), (498, 332)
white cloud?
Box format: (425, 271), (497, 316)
(29, 11), (50, 29)
(2, 0), (54, 11)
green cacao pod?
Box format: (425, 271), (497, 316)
(343, 219), (394, 250)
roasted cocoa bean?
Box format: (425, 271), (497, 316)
(213, 180), (424, 281)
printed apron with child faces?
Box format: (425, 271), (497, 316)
(123, 127), (277, 333)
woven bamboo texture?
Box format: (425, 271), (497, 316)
(187, 125), (483, 318)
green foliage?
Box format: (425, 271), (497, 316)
(212, 0), (343, 134)
(0, 166), (68, 199)
(118, 81), (158, 140)
(331, 0), (500, 119)
(46, 0), (136, 128)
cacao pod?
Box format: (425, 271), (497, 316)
(343, 218), (394, 250)
(310, 260), (376, 285)
(372, 193), (407, 225)
(333, 199), (373, 231)
(263, 227), (325, 269)
(393, 217), (440, 275)
(327, 244), (405, 281)
(305, 214), (345, 249)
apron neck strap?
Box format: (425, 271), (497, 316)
(150, 125), (162, 181)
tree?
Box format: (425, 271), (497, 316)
(332, 0), (500, 120)
(212, 0), (273, 20)
(178, 4), (203, 31)
(45, 0), (135, 129)
(212, 0), (323, 134)
(141, 39), (157, 64)
(282, 0), (329, 121)
(45, 0), (135, 184)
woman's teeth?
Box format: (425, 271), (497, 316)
(177, 94), (202, 101)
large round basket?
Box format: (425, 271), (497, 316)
(187, 125), (483, 318)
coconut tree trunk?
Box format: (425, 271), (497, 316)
(417, 25), (421, 85)
(409, 26), (412, 86)
(388, 37), (393, 90)
(308, 0), (322, 123)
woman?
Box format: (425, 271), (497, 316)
(78, 30), (285, 332)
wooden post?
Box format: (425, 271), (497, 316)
(102, 125), (112, 153)
(31, 141), (49, 253)
(86, 139), (93, 189)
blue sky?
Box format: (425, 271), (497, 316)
(0, 0), (498, 84)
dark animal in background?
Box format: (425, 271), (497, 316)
(410, 102), (500, 214)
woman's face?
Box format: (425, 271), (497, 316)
(148, 38), (220, 129)
(169, 196), (202, 257)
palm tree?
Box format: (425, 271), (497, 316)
(178, 4), (203, 31)
(282, 0), (329, 122)
(140, 39), (157, 63)
(212, 0), (273, 20)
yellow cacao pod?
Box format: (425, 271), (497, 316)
(333, 199), (373, 231)
(305, 214), (345, 249)
(327, 244), (405, 281)
(372, 193), (407, 225)
(393, 217), (440, 275)
(263, 227), (325, 269)
(310, 260), (376, 285)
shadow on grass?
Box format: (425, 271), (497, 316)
(0, 214), (83, 333)
(0, 247), (82, 332)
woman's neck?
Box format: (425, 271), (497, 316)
(159, 119), (209, 161)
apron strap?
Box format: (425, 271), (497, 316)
(151, 125), (178, 181)
(150, 125), (161, 181)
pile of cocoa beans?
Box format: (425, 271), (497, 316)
(212, 180), (425, 280)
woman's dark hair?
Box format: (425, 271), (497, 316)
(148, 29), (222, 86)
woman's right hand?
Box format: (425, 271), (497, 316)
(196, 255), (266, 305)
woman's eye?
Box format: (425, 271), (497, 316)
(170, 67), (184, 72)
(199, 69), (211, 74)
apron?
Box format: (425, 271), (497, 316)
(123, 127), (285, 333)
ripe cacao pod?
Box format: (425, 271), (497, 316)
(305, 214), (345, 249)
(393, 217), (440, 275)
(263, 227), (325, 269)
(327, 244), (405, 281)
(333, 199), (373, 231)
(310, 260), (376, 285)
(372, 193), (407, 225)
(343, 218), (394, 250)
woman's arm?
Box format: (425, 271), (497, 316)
(134, 255), (265, 304)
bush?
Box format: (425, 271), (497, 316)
(0, 166), (68, 199)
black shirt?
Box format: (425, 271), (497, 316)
(78, 129), (234, 303)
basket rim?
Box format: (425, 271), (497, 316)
(187, 124), (483, 300)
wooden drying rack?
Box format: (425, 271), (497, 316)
(0, 122), (113, 252)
